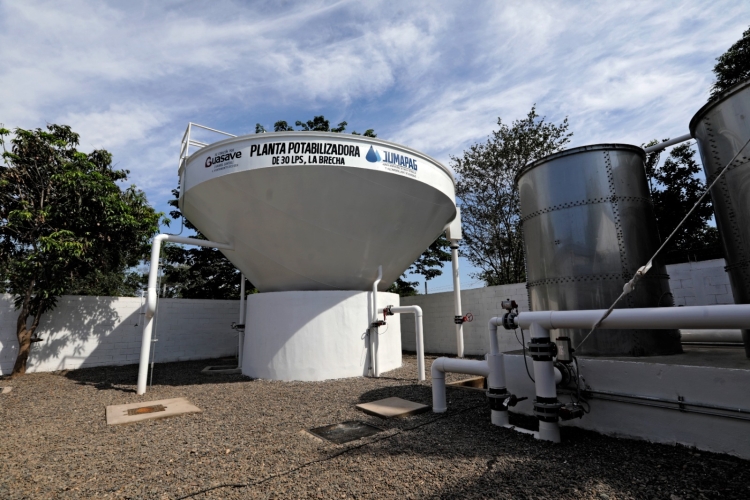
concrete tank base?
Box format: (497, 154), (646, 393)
(242, 290), (402, 381)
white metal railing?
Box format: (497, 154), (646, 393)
(178, 122), (236, 172)
(178, 123), (236, 208)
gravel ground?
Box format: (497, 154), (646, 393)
(1, 354), (749, 499)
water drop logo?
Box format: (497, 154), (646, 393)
(365, 145), (382, 163)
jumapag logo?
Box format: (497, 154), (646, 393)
(365, 146), (382, 163)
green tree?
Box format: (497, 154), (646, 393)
(161, 188), (256, 299)
(710, 25), (750, 101)
(643, 140), (722, 263)
(0, 125), (162, 376)
(386, 233), (452, 296)
(170, 116), (445, 297)
(256, 116), (377, 137)
(452, 106), (572, 285)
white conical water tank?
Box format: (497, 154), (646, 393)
(179, 131), (457, 292)
(178, 131), (457, 380)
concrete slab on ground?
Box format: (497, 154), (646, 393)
(1, 386), (12, 394)
(356, 396), (428, 418)
(106, 397), (201, 425)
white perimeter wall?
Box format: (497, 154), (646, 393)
(0, 294), (240, 375)
(0, 259), (735, 374)
(401, 259), (736, 356)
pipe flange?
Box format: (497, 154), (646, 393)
(502, 312), (517, 330)
(527, 338), (557, 361)
(554, 361), (572, 386)
(486, 387), (508, 398)
(487, 387), (509, 411)
(533, 396), (562, 422)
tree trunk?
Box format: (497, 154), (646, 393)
(12, 320), (33, 377)
(11, 281), (40, 377)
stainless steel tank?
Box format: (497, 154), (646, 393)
(690, 79), (750, 357)
(516, 144), (682, 356)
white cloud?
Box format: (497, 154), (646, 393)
(61, 104), (166, 151)
(0, 0), (748, 205)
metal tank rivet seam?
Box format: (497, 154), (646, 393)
(520, 196), (653, 223)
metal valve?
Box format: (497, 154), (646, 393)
(502, 394), (528, 408)
(501, 299), (518, 311)
(454, 312), (474, 324)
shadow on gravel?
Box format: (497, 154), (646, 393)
(329, 402), (749, 499)
(64, 357), (250, 391)
(351, 379), (750, 499)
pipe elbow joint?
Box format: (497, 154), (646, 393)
(431, 359), (446, 380)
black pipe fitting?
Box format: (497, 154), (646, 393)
(501, 311), (517, 330)
(533, 396), (562, 422)
(528, 338), (557, 361)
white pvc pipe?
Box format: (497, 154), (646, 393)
(370, 265), (382, 377)
(487, 353), (508, 426)
(137, 234), (233, 395)
(488, 317), (502, 355)
(450, 241), (464, 357)
(529, 323), (560, 443)
(680, 329), (744, 343)
(513, 304), (750, 331)
(431, 357), (489, 413)
(387, 306), (425, 381)
(643, 134), (692, 154)
(238, 273), (245, 370)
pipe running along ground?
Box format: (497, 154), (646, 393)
(431, 357), (490, 413)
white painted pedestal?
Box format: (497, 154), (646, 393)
(242, 290), (402, 381)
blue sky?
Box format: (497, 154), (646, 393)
(1, 1), (748, 293)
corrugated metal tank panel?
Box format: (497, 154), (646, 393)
(516, 144), (682, 356)
(690, 79), (750, 357)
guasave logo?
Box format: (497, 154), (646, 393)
(205, 150), (242, 168)
(365, 145), (382, 163)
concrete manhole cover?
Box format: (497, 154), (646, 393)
(106, 398), (202, 425)
(308, 421), (383, 444)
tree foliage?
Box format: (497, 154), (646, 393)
(0, 124), (162, 375)
(161, 187), (255, 300)
(386, 233), (452, 296)
(643, 140), (721, 263)
(710, 25), (750, 101)
(255, 116), (377, 137)
(452, 106), (572, 286)
(168, 116), (444, 298)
